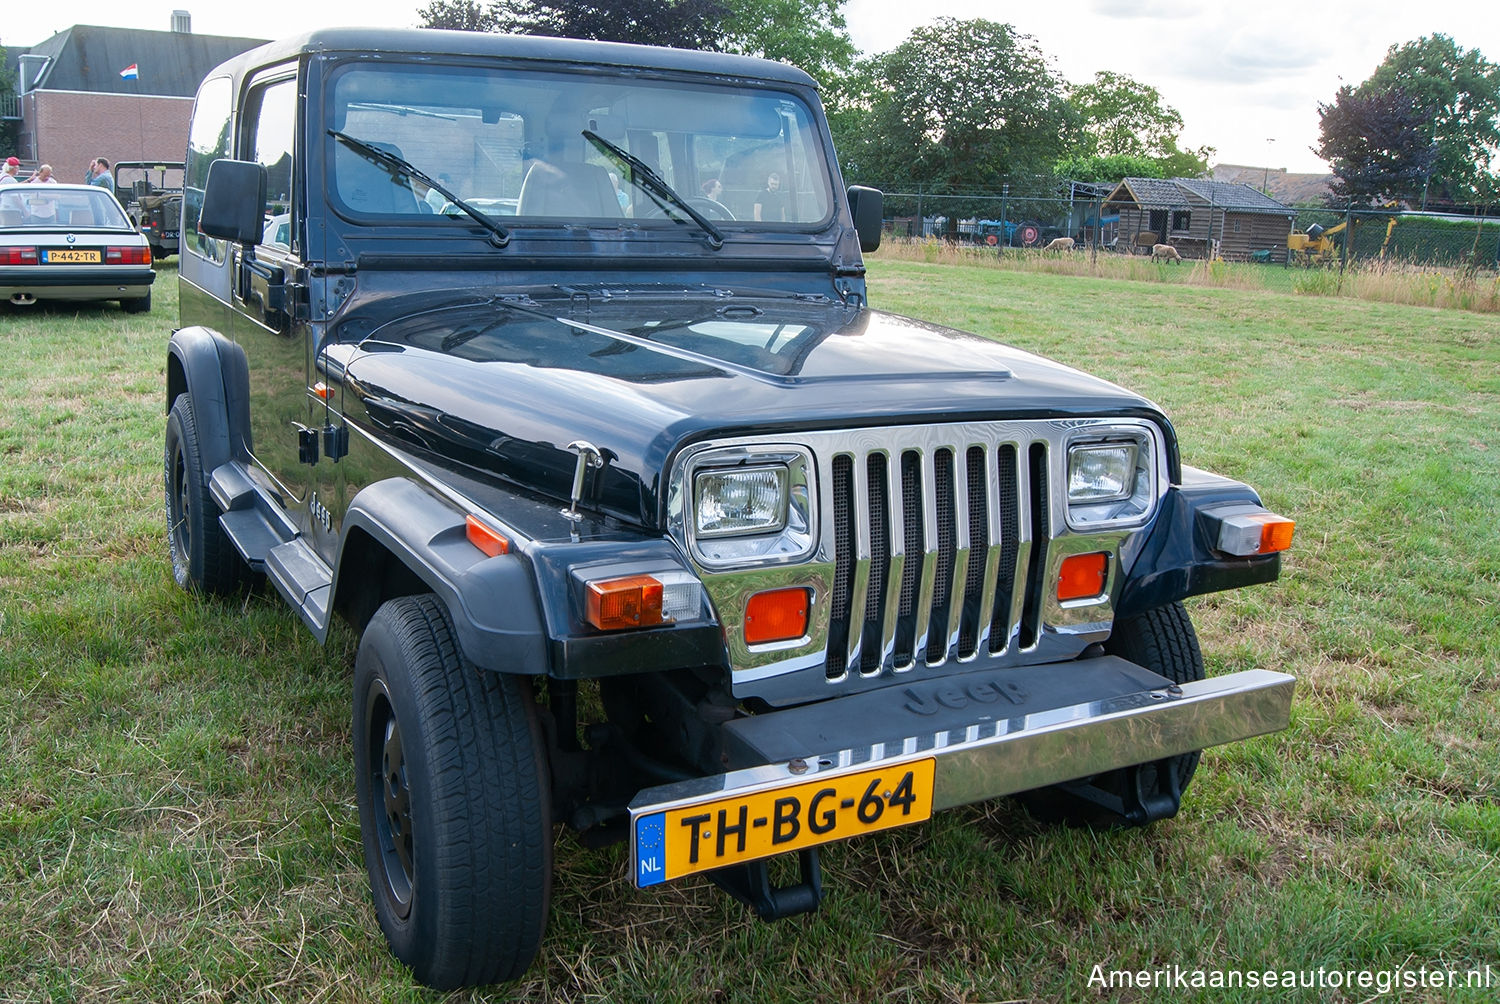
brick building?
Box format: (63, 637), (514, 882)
(3, 15), (263, 180)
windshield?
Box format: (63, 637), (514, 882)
(0, 187), (130, 229)
(326, 62), (833, 230)
(115, 164), (184, 195)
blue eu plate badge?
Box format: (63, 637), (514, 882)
(634, 813), (667, 887)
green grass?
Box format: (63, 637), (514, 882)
(2, 260), (1498, 1002)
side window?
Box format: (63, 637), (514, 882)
(245, 77), (298, 252)
(184, 75), (233, 263)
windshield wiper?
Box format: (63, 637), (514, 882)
(328, 129), (510, 248)
(581, 129), (725, 250)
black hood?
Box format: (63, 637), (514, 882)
(337, 295), (1168, 527)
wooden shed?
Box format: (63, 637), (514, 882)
(1103, 178), (1294, 261)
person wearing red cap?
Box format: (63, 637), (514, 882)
(0, 157), (20, 185)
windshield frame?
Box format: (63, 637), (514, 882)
(320, 57), (839, 238)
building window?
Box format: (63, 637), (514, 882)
(1171, 210), (1191, 231)
(1234, 220), (1242, 233)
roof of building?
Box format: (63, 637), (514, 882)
(1211, 164), (1335, 207)
(1106, 177), (1293, 215)
(10, 24), (267, 98)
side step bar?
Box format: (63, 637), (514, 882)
(209, 461), (333, 638)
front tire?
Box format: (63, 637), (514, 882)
(164, 394), (243, 594)
(354, 595), (553, 989)
(1016, 601), (1205, 828)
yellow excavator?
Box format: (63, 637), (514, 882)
(1286, 213), (1400, 265)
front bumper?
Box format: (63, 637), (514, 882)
(629, 658), (1293, 886)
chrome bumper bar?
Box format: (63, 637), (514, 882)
(629, 668), (1293, 884)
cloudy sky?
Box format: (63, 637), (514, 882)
(6, 1), (1497, 174)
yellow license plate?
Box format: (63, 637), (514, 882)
(633, 758), (935, 886)
(43, 249), (101, 264)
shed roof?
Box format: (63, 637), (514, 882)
(13, 24), (267, 98)
(1106, 177), (1292, 215)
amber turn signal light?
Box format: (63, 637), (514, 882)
(465, 515), (510, 557)
(1057, 552), (1108, 602)
(1213, 511), (1295, 556)
(743, 587), (810, 645)
(586, 575), (665, 631)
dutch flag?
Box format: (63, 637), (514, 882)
(119, 64), (139, 80)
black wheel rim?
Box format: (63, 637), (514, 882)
(367, 680), (414, 917)
(170, 440), (192, 561)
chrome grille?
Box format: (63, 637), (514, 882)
(825, 436), (1048, 681)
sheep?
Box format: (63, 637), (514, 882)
(1043, 237), (1075, 251)
(1151, 243), (1183, 262)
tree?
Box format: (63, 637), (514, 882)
(419, 0), (730, 49)
(717, 0), (855, 86)
(1315, 85), (1436, 206)
(1064, 70), (1211, 178)
(417, 0), (856, 88)
(1359, 34), (1500, 205)
(1053, 153), (1164, 185)
(835, 19), (1074, 198)
(418, 0), (500, 31)
(0, 40), (16, 158)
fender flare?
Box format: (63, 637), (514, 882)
(333, 478), (551, 674)
(166, 326), (252, 477)
(1116, 467), (1280, 618)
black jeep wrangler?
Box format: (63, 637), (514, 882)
(166, 29), (1295, 990)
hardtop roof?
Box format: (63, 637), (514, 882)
(208, 28), (819, 90)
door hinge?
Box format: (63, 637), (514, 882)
(297, 426), (319, 465)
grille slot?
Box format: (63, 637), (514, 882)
(860, 454), (890, 674)
(826, 436), (1046, 681)
(958, 446), (989, 658)
(825, 455), (854, 679)
(893, 451), (923, 667)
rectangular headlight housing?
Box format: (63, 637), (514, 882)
(1068, 442), (1138, 504)
(694, 466), (789, 537)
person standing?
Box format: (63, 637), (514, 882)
(753, 171), (787, 222)
(27, 164), (58, 184)
(0, 157), (20, 184)
(88, 158), (116, 192)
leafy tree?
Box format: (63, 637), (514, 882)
(1359, 34), (1500, 205)
(717, 0), (854, 86)
(1064, 70), (1211, 179)
(1315, 85), (1436, 206)
(835, 19), (1074, 199)
(417, 0), (855, 88)
(419, 0), (730, 49)
(0, 41), (16, 158)
(418, 0), (500, 30)
(1054, 153), (1164, 185)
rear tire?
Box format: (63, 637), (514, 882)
(164, 395), (243, 594)
(1016, 601), (1205, 828)
(354, 595), (552, 989)
(122, 290), (152, 314)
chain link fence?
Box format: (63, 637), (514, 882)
(866, 185), (1500, 287)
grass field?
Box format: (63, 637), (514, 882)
(2, 259), (1498, 1002)
(875, 238), (1500, 314)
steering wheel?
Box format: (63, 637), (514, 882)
(642, 197), (735, 221)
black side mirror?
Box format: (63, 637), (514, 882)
(847, 185), (883, 253)
(201, 159), (267, 244)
